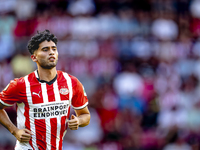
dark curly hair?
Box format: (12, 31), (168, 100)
(27, 30), (58, 54)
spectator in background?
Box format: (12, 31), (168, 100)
(151, 12), (178, 41)
(113, 63), (145, 115)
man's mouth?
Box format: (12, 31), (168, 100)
(49, 57), (55, 61)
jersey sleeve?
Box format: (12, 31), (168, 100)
(0, 79), (20, 106)
(71, 78), (88, 109)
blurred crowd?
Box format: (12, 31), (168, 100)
(0, 0), (200, 150)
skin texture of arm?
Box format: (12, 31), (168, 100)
(68, 106), (90, 130)
(0, 102), (32, 142)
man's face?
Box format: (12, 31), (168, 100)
(32, 40), (58, 69)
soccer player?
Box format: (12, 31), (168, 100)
(0, 30), (90, 150)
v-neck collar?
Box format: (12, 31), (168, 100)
(34, 70), (57, 85)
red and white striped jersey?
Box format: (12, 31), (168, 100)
(0, 70), (88, 150)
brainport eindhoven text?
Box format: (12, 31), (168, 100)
(32, 103), (69, 118)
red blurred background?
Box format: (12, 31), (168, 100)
(0, 0), (199, 150)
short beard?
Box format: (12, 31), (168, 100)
(39, 59), (58, 69)
(41, 64), (56, 69)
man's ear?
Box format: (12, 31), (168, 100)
(31, 54), (37, 62)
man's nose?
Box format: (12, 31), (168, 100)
(49, 49), (55, 54)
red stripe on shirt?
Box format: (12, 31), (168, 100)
(35, 119), (47, 149)
(50, 118), (57, 150)
(47, 84), (56, 103)
(46, 83), (57, 149)
(59, 116), (67, 150)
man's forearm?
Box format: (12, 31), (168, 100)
(78, 113), (90, 127)
(0, 109), (18, 135)
(0, 109), (33, 142)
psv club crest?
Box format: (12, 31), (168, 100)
(60, 88), (69, 95)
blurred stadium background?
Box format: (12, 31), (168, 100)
(0, 0), (200, 150)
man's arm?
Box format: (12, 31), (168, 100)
(0, 102), (32, 142)
(68, 106), (90, 130)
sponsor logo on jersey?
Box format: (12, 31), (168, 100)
(60, 88), (69, 95)
(29, 100), (70, 119)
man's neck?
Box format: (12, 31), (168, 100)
(37, 67), (57, 82)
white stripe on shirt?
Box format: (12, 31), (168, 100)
(53, 80), (61, 150)
(41, 83), (51, 150)
(24, 75), (38, 150)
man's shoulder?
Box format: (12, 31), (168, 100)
(15, 71), (36, 84)
(12, 76), (24, 84)
(3, 76), (25, 92)
(57, 70), (78, 81)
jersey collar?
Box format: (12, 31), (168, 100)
(34, 70), (57, 85)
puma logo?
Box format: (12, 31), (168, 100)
(32, 91), (41, 98)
